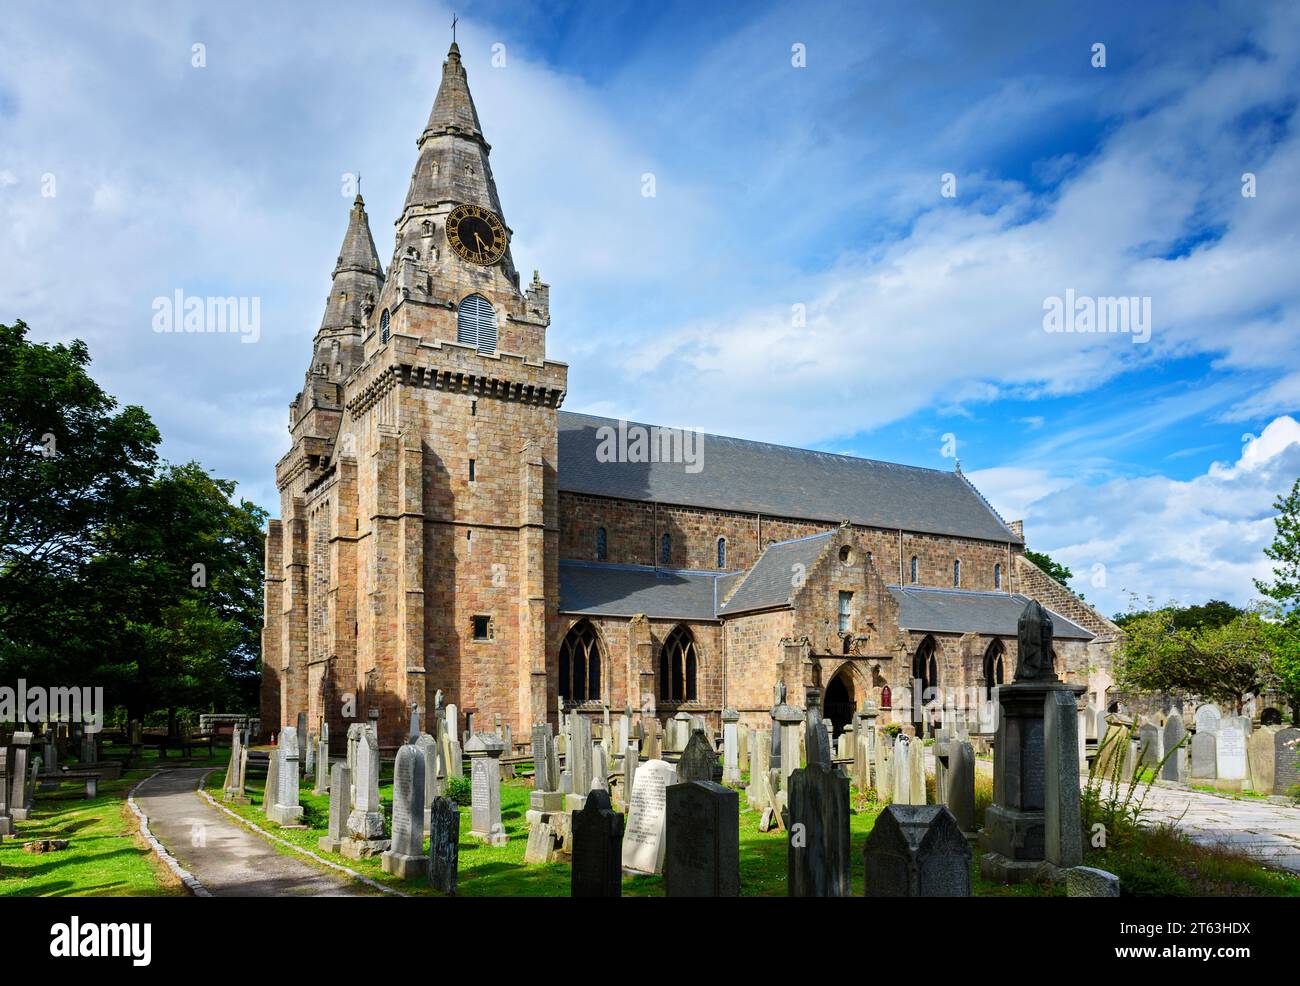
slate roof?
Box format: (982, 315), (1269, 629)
(887, 586), (1094, 640)
(558, 561), (728, 621)
(556, 411), (1021, 543)
(717, 532), (837, 614)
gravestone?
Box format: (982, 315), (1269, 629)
(318, 764), (351, 853)
(382, 745), (428, 879)
(1216, 716), (1249, 785)
(622, 758), (677, 875)
(722, 710), (741, 785)
(806, 709), (832, 768)
(0, 749), (11, 836)
(982, 600), (1086, 884)
(524, 819), (557, 864)
(622, 744), (638, 813)
(863, 804), (972, 897)
(892, 735), (911, 804)
(773, 703), (804, 790)
(313, 722), (331, 795)
(1161, 713), (1187, 782)
(295, 712), (308, 771)
(907, 732), (925, 804)
(748, 732), (772, 811)
(876, 732), (891, 802)
(571, 789), (624, 897)
(1044, 688), (1083, 868)
(566, 714), (593, 809)
(1190, 730), (1217, 779)
(1137, 722), (1161, 767)
(787, 763), (851, 896)
(591, 744), (609, 792)
(935, 738), (975, 834)
(532, 722), (555, 792)
(1247, 726), (1280, 794)
(1066, 865), (1121, 897)
(1272, 727), (1299, 795)
(415, 733), (440, 833)
(263, 747), (281, 819)
(8, 733), (33, 821)
(224, 729), (243, 799)
(429, 796), (461, 894)
(1194, 704), (1221, 736)
(679, 728), (720, 783)
(466, 733), (507, 844)
(665, 780), (739, 896)
(344, 727), (388, 858)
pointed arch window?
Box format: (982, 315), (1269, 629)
(716, 537), (727, 569)
(380, 308), (390, 344)
(658, 625), (698, 702)
(595, 527), (607, 561)
(660, 533), (671, 566)
(456, 294), (498, 353)
(558, 619), (602, 704)
(994, 563), (1003, 590)
(983, 639), (1006, 700)
(909, 556), (919, 584)
(953, 559), (961, 587)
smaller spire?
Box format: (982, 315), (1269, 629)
(420, 41), (483, 143)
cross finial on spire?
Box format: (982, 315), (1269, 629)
(452, 12), (458, 43)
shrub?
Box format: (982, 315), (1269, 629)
(444, 775), (472, 806)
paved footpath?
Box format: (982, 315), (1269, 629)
(132, 768), (372, 896)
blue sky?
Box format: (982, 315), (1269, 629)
(2, 0), (1299, 617)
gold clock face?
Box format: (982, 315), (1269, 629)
(445, 204), (508, 266)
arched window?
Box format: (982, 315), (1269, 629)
(716, 537), (726, 569)
(983, 639), (1006, 700)
(660, 533), (671, 566)
(953, 559), (961, 587)
(909, 556), (919, 584)
(456, 294), (498, 353)
(558, 620), (602, 704)
(379, 308), (390, 344)
(658, 625), (698, 701)
(595, 527), (607, 561)
(994, 563), (1002, 590)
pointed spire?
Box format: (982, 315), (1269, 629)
(319, 194), (384, 334)
(420, 42), (483, 145)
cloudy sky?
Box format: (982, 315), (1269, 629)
(2, 0), (1298, 618)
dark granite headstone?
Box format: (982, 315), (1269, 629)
(664, 780), (739, 897)
(1274, 727), (1300, 796)
(429, 796), (461, 895)
(571, 788), (624, 897)
(678, 728), (721, 784)
(863, 804), (972, 897)
(1161, 714), (1186, 782)
(787, 763), (851, 896)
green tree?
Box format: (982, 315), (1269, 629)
(1024, 549), (1073, 586)
(1113, 598), (1242, 631)
(1256, 478), (1300, 612)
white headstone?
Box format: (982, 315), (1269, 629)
(621, 758), (677, 875)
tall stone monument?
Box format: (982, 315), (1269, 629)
(382, 745), (428, 879)
(466, 732), (507, 845)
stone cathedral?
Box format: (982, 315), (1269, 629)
(261, 43), (1120, 751)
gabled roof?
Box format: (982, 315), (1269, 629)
(556, 412), (1022, 544)
(718, 532), (837, 615)
(887, 586), (1094, 640)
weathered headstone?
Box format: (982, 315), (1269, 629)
(1272, 727), (1299, 795)
(532, 722), (555, 792)
(622, 743), (638, 812)
(1137, 722), (1161, 767)
(722, 710), (741, 785)
(892, 735), (911, 804)
(0, 748), (11, 836)
(773, 703), (804, 789)
(8, 733), (33, 821)
(1190, 730), (1217, 779)
(429, 796), (460, 894)
(566, 714), (593, 809)
(263, 747), (281, 819)
(344, 727), (388, 858)
(1216, 715), (1249, 785)
(1247, 725), (1281, 794)
(678, 728), (719, 783)
(223, 729), (242, 798)
(665, 780), (739, 897)
(318, 764), (351, 853)
(863, 804), (972, 897)
(1160, 713), (1186, 782)
(787, 763), (851, 897)
(1066, 865), (1121, 897)
(907, 732), (925, 804)
(622, 758), (676, 874)
(1195, 703), (1221, 736)
(935, 738), (975, 834)
(571, 788), (624, 897)
(313, 722), (330, 795)
(381, 745), (428, 879)
(465, 733), (507, 844)
(1044, 688), (1082, 868)
(748, 731), (771, 811)
(295, 712), (308, 771)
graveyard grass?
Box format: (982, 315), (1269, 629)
(0, 746), (214, 897)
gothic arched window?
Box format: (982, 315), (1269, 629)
(717, 537), (726, 569)
(379, 308), (390, 343)
(558, 619), (602, 704)
(456, 294), (498, 353)
(910, 556), (919, 584)
(595, 527), (607, 561)
(658, 625), (698, 702)
(983, 639), (1006, 700)
(660, 533), (671, 566)
(953, 559), (961, 587)
(994, 563), (1002, 590)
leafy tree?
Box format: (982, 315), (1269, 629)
(1024, 549), (1072, 586)
(1113, 598), (1242, 631)
(1256, 478), (1300, 612)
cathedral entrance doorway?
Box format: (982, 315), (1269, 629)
(824, 668), (855, 737)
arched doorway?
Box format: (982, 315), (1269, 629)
(824, 668), (855, 737)
(982, 639), (1005, 699)
(912, 635), (939, 733)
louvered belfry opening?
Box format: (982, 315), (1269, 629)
(456, 293), (498, 353)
